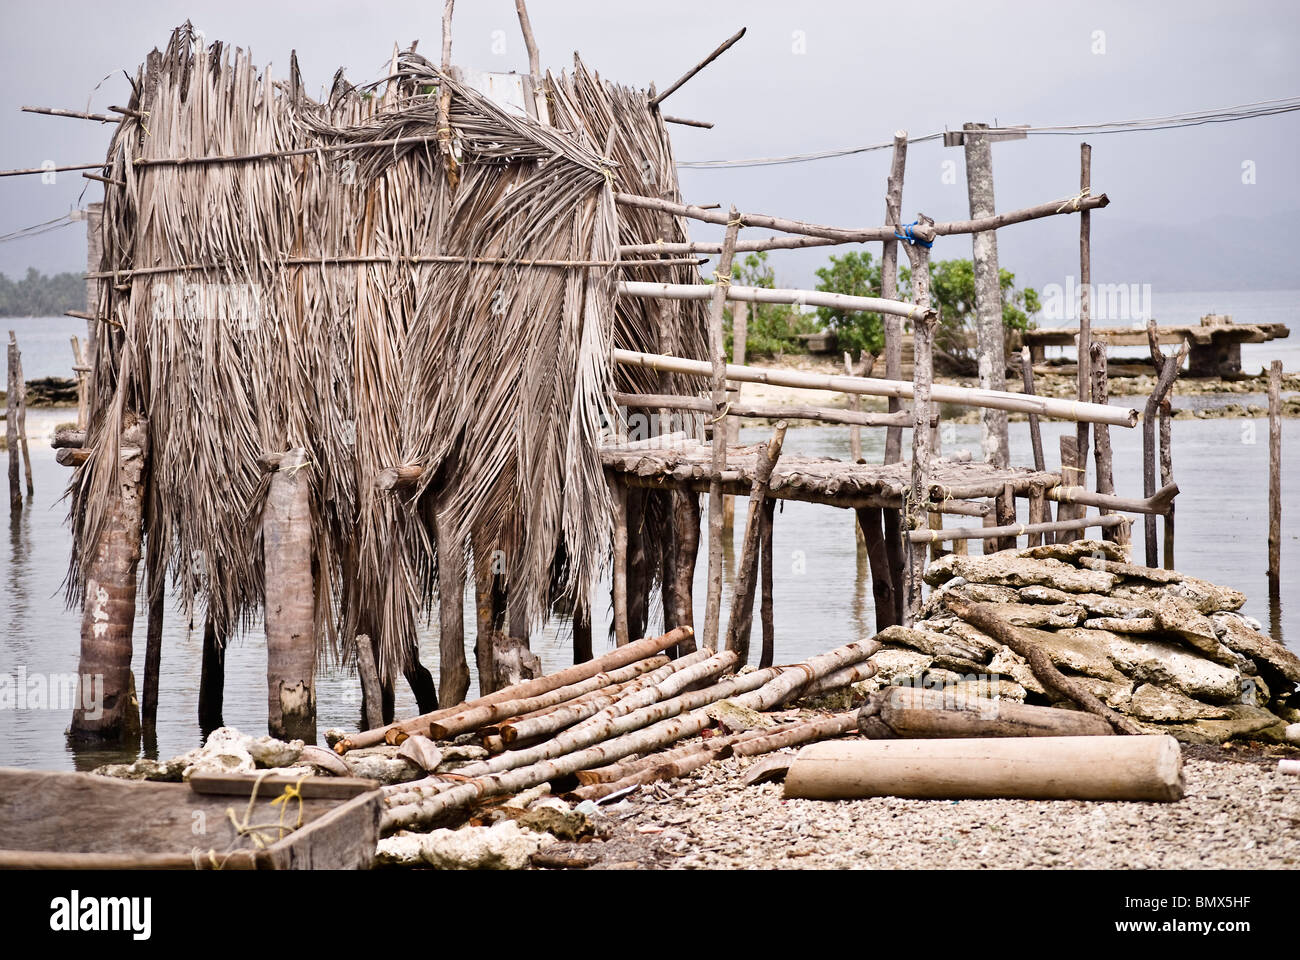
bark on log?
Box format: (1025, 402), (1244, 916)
(944, 598), (1144, 735)
(783, 735), (1183, 801)
(724, 422), (787, 661)
(338, 626), (693, 751)
(873, 685), (1115, 738)
(264, 448), (316, 743)
(798, 661), (878, 698)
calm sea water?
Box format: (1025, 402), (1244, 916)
(1, 293), (1296, 771)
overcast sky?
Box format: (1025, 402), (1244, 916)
(2, 0), (1298, 293)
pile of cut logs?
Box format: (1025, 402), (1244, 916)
(329, 628), (880, 834)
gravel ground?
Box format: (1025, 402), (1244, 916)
(541, 741), (1300, 870)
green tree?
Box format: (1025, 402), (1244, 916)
(813, 250), (885, 360)
(900, 259), (1038, 375)
(720, 251), (819, 358)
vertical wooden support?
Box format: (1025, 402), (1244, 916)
(142, 533), (164, 729)
(355, 633), (384, 732)
(758, 497), (775, 668)
(882, 131), (908, 467)
(670, 489), (700, 655)
(1089, 341), (1117, 543)
(610, 474), (630, 646)
(13, 338), (32, 498)
(625, 487), (650, 643)
(198, 613), (226, 737)
(1058, 435), (1082, 544)
(1075, 142), (1093, 535)
(980, 510), (998, 553)
(71, 337), (88, 430)
(264, 448), (317, 743)
(435, 506), (470, 705)
(472, 538), (499, 693)
(1159, 398), (1174, 568)
(964, 123), (1009, 469)
(1268, 360), (1282, 594)
(1027, 484), (1048, 546)
(1144, 324), (1187, 567)
(995, 483), (1017, 551)
(6, 332), (19, 511)
(723, 300), (748, 533)
(724, 422), (786, 662)
(572, 599), (593, 665)
(1020, 345), (1046, 473)
(84, 203), (103, 360)
(903, 235), (934, 624)
(857, 506), (897, 631)
(703, 208), (742, 650)
(70, 417), (147, 741)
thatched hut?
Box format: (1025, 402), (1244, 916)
(68, 22), (708, 741)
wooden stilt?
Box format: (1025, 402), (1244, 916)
(198, 614), (226, 738)
(1089, 341), (1118, 543)
(1269, 360), (1282, 594)
(995, 483), (1017, 551)
(882, 132), (908, 467)
(403, 656), (439, 715)
(473, 537), (499, 693)
(70, 417), (147, 741)
(435, 506), (470, 705)
(670, 489), (700, 655)
(903, 233), (935, 624)
(857, 506), (897, 631)
(1159, 397), (1174, 569)
(573, 599), (593, 665)
(610, 474), (630, 646)
(6, 332), (19, 511)
(355, 634), (384, 732)
(964, 123), (1009, 469)
(1057, 435), (1082, 544)
(264, 448), (317, 743)
(1020, 345), (1046, 473)
(626, 487), (650, 643)
(1027, 483), (1048, 547)
(13, 339), (31, 498)
(142, 535), (164, 729)
(703, 208), (742, 650)
(724, 422), (787, 662)
(1144, 325), (1188, 567)
(1075, 142), (1093, 542)
(883, 508), (905, 625)
(759, 498), (775, 668)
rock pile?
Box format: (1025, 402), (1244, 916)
(863, 541), (1299, 744)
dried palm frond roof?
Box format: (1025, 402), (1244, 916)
(69, 24), (708, 682)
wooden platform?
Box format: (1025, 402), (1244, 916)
(601, 437), (1060, 510)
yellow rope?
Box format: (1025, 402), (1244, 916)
(712, 271), (732, 286)
(709, 400), (732, 423)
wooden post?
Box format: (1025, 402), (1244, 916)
(857, 506), (897, 631)
(435, 506), (470, 704)
(573, 599), (593, 665)
(1075, 142), (1093, 537)
(1027, 483), (1048, 546)
(670, 490), (699, 654)
(610, 475), (630, 646)
(703, 207), (742, 650)
(1058, 434), (1082, 544)
(995, 482), (1017, 551)
(264, 448), (317, 743)
(198, 614), (225, 737)
(625, 487), (651, 643)
(473, 537), (499, 694)
(1159, 397), (1174, 568)
(84, 203), (102, 360)
(1144, 326), (1187, 567)
(723, 300), (748, 533)
(1020, 345), (1045, 472)
(882, 131), (908, 466)
(142, 534), (164, 729)
(355, 634), (384, 732)
(70, 417), (147, 741)
(724, 422), (786, 662)
(903, 234), (934, 624)
(758, 498), (775, 668)
(13, 340), (31, 499)
(963, 123), (1009, 469)
(6, 332), (18, 511)
(1089, 341), (1117, 542)
(71, 336), (89, 430)
(1269, 360), (1282, 594)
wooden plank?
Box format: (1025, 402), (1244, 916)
(187, 772), (381, 800)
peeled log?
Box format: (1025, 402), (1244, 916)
(264, 448), (316, 743)
(340, 625), (693, 751)
(730, 712), (858, 757)
(783, 735), (1184, 802)
(428, 655), (669, 740)
(874, 686), (1115, 739)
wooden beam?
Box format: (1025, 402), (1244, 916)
(649, 28), (746, 107)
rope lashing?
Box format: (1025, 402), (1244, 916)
(1056, 188), (1091, 213)
(893, 220), (933, 248)
(709, 400), (732, 423)
(712, 270), (732, 286)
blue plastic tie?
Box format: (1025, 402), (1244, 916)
(893, 220), (934, 249)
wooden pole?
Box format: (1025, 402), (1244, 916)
(857, 506), (897, 630)
(649, 27), (746, 107)
(963, 123), (1009, 469)
(670, 490), (699, 653)
(1020, 345), (1045, 472)
(355, 634), (385, 732)
(783, 736), (1183, 802)
(1075, 143), (1093, 540)
(1089, 341), (1117, 543)
(1057, 434), (1082, 541)
(70, 417), (147, 741)
(1027, 483), (1048, 546)
(572, 599), (593, 665)
(198, 614), (225, 738)
(1269, 359), (1282, 594)
(263, 449), (317, 743)
(758, 498), (775, 668)
(723, 300), (748, 533)
(6, 332), (18, 511)
(615, 391), (910, 428)
(903, 233), (934, 624)
(845, 352), (863, 463)
(71, 336), (88, 430)
(610, 475), (630, 646)
(883, 132), (908, 468)
(873, 685), (1115, 738)
(435, 505), (470, 704)
(724, 422), (787, 662)
(1144, 328), (1188, 566)
(472, 537), (500, 694)
(702, 207), (742, 650)
(619, 279), (928, 322)
(14, 342), (31, 498)
(142, 534), (164, 729)
(908, 512), (1126, 544)
(1159, 397), (1174, 567)
(613, 349), (1139, 427)
(84, 203), (102, 360)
